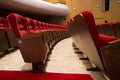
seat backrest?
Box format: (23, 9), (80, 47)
(113, 22), (120, 38)
(0, 17), (5, 29)
(0, 17), (8, 29)
(24, 17), (34, 30)
(67, 19), (83, 49)
(102, 23), (115, 36)
(37, 21), (43, 30)
(73, 11), (105, 71)
(35, 20), (40, 30)
(96, 24), (105, 34)
(70, 11), (118, 73)
(7, 13), (28, 38)
(78, 11), (105, 47)
(42, 22), (46, 30)
(39, 22), (45, 30)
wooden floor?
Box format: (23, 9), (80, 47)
(0, 37), (109, 80)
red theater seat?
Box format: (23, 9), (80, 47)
(7, 13), (29, 38)
(0, 17), (8, 29)
(7, 12), (69, 73)
(96, 24), (105, 34)
(7, 13), (49, 72)
(35, 21), (42, 31)
(24, 17), (41, 34)
(113, 21), (120, 38)
(101, 23), (116, 36)
(0, 17), (17, 51)
(68, 11), (120, 80)
(78, 11), (117, 48)
(0, 17), (5, 28)
(99, 34), (117, 45)
(24, 17), (34, 34)
(0, 17), (9, 53)
(39, 22), (47, 31)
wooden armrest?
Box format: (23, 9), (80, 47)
(22, 31), (46, 39)
(108, 39), (120, 48)
(100, 39), (120, 80)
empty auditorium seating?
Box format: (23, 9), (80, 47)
(68, 11), (120, 80)
(7, 13), (69, 72)
(7, 14), (30, 38)
(4, 19), (18, 49)
(101, 23), (116, 36)
(0, 17), (9, 54)
(96, 24), (105, 34)
(113, 21), (120, 38)
(0, 17), (17, 57)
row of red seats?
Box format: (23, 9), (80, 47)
(68, 11), (120, 80)
(7, 13), (68, 38)
(96, 21), (120, 38)
(0, 17), (8, 29)
(6, 13), (69, 72)
(0, 17), (17, 57)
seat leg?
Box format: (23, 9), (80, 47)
(86, 67), (101, 71)
(32, 62), (45, 73)
(22, 62), (45, 73)
(79, 57), (89, 60)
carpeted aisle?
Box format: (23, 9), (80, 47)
(0, 70), (93, 80)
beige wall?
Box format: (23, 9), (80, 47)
(66, 0), (120, 24)
(46, 0), (120, 25)
(104, 0), (120, 23)
(45, 0), (66, 4)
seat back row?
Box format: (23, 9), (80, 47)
(97, 21), (120, 38)
(7, 13), (68, 38)
(6, 13), (69, 71)
(67, 11), (120, 80)
(0, 17), (17, 55)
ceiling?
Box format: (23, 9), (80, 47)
(0, 0), (69, 16)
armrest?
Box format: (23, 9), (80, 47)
(100, 39), (120, 80)
(108, 39), (120, 48)
(22, 31), (46, 39)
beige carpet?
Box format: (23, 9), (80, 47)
(46, 37), (89, 74)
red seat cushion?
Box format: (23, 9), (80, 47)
(81, 11), (118, 47)
(99, 34), (117, 45)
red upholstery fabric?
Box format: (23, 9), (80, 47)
(41, 22), (46, 30)
(26, 18), (44, 33)
(7, 13), (67, 38)
(0, 17), (5, 27)
(0, 70), (93, 80)
(4, 19), (10, 28)
(38, 22), (42, 30)
(60, 24), (68, 30)
(34, 20), (40, 30)
(39, 22), (50, 31)
(101, 22), (116, 36)
(113, 21), (120, 38)
(7, 13), (28, 38)
(81, 11), (104, 47)
(24, 17), (33, 30)
(36, 21), (46, 32)
(109, 22), (117, 36)
(99, 34), (117, 45)
(96, 24), (104, 34)
(81, 11), (117, 47)
(31, 20), (41, 33)
(0, 17), (7, 29)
